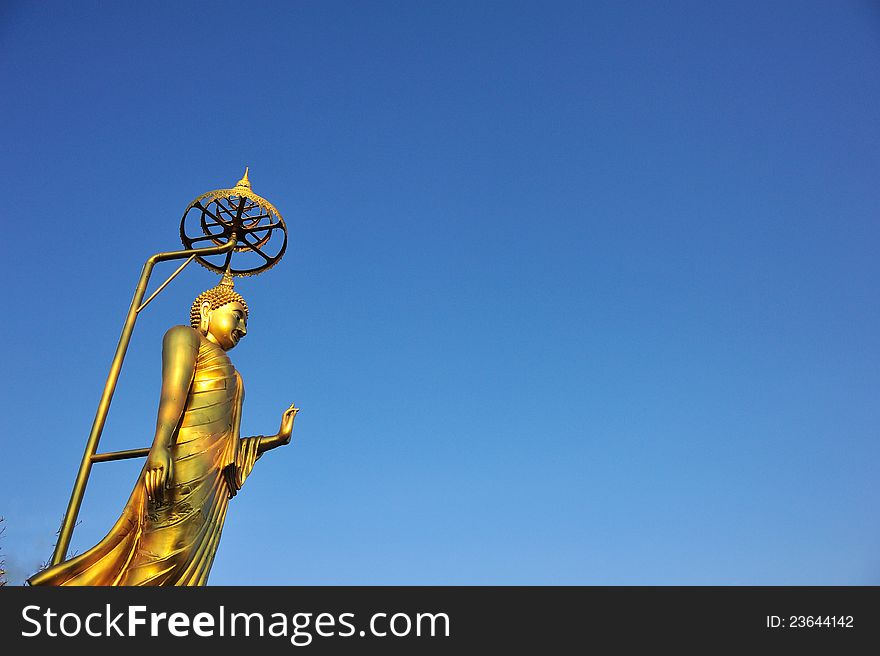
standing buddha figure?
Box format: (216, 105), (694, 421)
(29, 273), (298, 586)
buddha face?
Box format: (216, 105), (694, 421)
(202, 301), (248, 350)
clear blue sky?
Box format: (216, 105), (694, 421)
(1, 1), (878, 585)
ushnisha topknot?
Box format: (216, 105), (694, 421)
(190, 272), (249, 328)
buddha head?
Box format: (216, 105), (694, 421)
(190, 273), (249, 350)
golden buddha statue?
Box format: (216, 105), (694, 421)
(29, 274), (298, 586)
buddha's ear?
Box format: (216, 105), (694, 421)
(199, 301), (211, 334)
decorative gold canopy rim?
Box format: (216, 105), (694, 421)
(179, 170), (288, 277)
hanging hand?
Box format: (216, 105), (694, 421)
(145, 445), (173, 503)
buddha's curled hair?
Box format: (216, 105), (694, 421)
(190, 272), (249, 328)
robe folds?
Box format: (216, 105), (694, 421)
(29, 330), (261, 586)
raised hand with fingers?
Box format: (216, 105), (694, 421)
(279, 403), (300, 445)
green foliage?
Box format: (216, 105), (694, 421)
(0, 516), (6, 586)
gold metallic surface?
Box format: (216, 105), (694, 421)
(136, 255), (197, 313)
(32, 306), (297, 585)
(31, 288), (297, 586)
(48, 238), (238, 568)
(30, 172), (295, 585)
(91, 447), (151, 463)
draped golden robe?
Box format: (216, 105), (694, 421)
(29, 331), (262, 586)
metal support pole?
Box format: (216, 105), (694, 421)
(50, 237), (237, 566)
(136, 255), (196, 314)
(90, 447), (151, 463)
